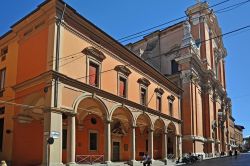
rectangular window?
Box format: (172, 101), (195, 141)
(140, 87), (147, 105)
(0, 47), (8, 56)
(62, 129), (67, 149)
(156, 96), (162, 112)
(171, 60), (179, 74)
(119, 77), (127, 98)
(89, 62), (99, 87)
(0, 107), (4, 115)
(89, 132), (97, 151)
(169, 102), (173, 116)
(146, 139), (148, 152)
(0, 118), (4, 151)
(0, 68), (6, 90)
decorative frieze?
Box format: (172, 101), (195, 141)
(202, 80), (212, 94)
(180, 70), (200, 84)
(211, 120), (217, 130)
(212, 89), (219, 102)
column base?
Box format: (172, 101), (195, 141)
(105, 161), (112, 166)
(129, 160), (140, 166)
(41, 162), (64, 166)
(66, 162), (78, 166)
(163, 158), (168, 165)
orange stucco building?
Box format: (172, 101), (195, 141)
(128, 1), (241, 158)
(0, 0), (184, 165)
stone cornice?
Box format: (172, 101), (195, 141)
(137, 78), (151, 87)
(182, 135), (207, 143)
(154, 87), (164, 95)
(114, 65), (132, 76)
(51, 71), (182, 124)
(82, 46), (106, 62)
(12, 71), (52, 92)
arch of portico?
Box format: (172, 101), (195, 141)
(63, 94), (110, 164)
(153, 118), (165, 160)
(109, 105), (135, 162)
(135, 113), (153, 160)
(63, 93), (181, 165)
(167, 122), (177, 159)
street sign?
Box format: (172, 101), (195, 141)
(50, 131), (60, 139)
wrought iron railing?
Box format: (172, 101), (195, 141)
(76, 155), (104, 165)
(167, 154), (175, 160)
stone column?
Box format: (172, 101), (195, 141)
(67, 114), (76, 165)
(178, 136), (183, 159)
(105, 120), (111, 164)
(149, 128), (154, 160)
(175, 135), (178, 159)
(42, 110), (64, 166)
(163, 132), (168, 161)
(178, 135), (182, 158)
(130, 125), (137, 165)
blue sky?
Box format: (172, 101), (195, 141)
(1, 0), (250, 136)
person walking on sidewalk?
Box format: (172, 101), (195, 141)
(142, 152), (152, 166)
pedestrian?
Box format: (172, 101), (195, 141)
(229, 150), (232, 156)
(142, 152), (152, 166)
(0, 160), (7, 166)
(234, 149), (238, 156)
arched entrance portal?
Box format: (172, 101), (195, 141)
(153, 119), (165, 160)
(63, 96), (108, 164)
(110, 106), (134, 162)
(135, 113), (152, 160)
(167, 122), (176, 158)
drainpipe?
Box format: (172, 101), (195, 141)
(54, 4), (66, 107)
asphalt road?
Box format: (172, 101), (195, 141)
(189, 153), (250, 166)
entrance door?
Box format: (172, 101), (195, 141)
(113, 142), (120, 161)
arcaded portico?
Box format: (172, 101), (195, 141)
(60, 92), (182, 165)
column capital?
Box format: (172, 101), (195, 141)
(176, 134), (182, 138)
(105, 119), (112, 124)
(65, 112), (77, 117)
(131, 124), (137, 129)
(43, 107), (63, 114)
(61, 108), (77, 117)
(149, 128), (154, 132)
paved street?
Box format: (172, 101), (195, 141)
(191, 153), (250, 166)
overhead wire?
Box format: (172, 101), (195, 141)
(117, 0), (231, 41)
(45, 0), (234, 65)
(119, 0), (250, 43)
(216, 0), (250, 13)
(43, 0), (250, 70)
(69, 24), (250, 83)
